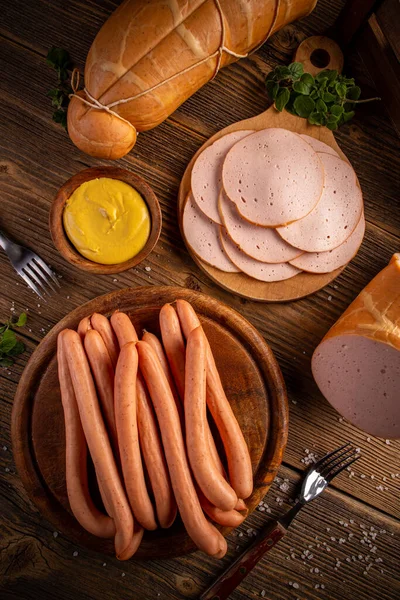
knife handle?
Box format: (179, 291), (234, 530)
(200, 520), (287, 600)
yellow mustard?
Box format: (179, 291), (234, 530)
(63, 178), (151, 265)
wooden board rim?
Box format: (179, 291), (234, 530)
(11, 286), (289, 559)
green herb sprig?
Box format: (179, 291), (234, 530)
(266, 62), (380, 130)
(0, 312), (27, 368)
(46, 47), (73, 130)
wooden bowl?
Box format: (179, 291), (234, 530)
(49, 167), (162, 274)
(12, 287), (289, 560)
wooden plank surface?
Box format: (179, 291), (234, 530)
(0, 0), (399, 598)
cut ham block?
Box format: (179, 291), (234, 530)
(300, 134), (339, 157)
(220, 229), (301, 282)
(278, 154), (363, 252)
(290, 214), (365, 273)
(312, 254), (400, 438)
(222, 128), (324, 227)
(191, 130), (254, 225)
(219, 190), (302, 263)
(182, 194), (239, 273)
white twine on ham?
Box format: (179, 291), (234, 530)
(69, 0), (280, 128)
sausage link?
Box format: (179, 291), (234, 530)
(185, 326), (237, 511)
(137, 340), (227, 558)
(115, 342), (157, 531)
(159, 303), (226, 477)
(197, 487), (247, 527)
(176, 299), (253, 499)
(77, 316), (92, 341)
(142, 330), (183, 422)
(61, 329), (136, 559)
(84, 329), (118, 454)
(111, 311), (176, 529)
(159, 304), (186, 400)
(90, 313), (119, 368)
(57, 332), (115, 539)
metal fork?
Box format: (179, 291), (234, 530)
(201, 442), (361, 600)
(0, 228), (60, 300)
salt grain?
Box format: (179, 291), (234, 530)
(73, 551), (78, 557)
(145, 266), (151, 272)
(53, 531), (58, 538)
(2, 446), (7, 451)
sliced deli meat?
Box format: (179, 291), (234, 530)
(312, 254), (400, 438)
(219, 190), (302, 263)
(222, 128), (324, 227)
(191, 130), (254, 224)
(220, 229), (301, 282)
(182, 193), (239, 273)
(290, 214), (365, 273)
(278, 153), (363, 252)
(300, 134), (339, 157)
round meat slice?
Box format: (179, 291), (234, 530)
(191, 130), (254, 224)
(278, 154), (363, 252)
(312, 335), (400, 438)
(290, 215), (365, 273)
(220, 229), (301, 282)
(219, 190), (302, 263)
(222, 128), (324, 226)
(182, 194), (239, 273)
(300, 134), (339, 157)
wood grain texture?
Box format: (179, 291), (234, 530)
(49, 166), (162, 273)
(0, 0), (399, 598)
(11, 287), (288, 559)
(178, 107), (348, 302)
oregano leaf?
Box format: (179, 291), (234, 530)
(288, 62), (304, 79)
(293, 95), (315, 118)
(275, 87), (290, 112)
(293, 81), (311, 95)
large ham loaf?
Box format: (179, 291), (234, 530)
(312, 254), (400, 438)
(67, 0), (317, 159)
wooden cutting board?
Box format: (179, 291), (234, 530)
(178, 107), (349, 302)
(178, 36), (351, 302)
(11, 287), (288, 559)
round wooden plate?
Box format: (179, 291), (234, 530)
(178, 107), (350, 302)
(11, 287), (288, 560)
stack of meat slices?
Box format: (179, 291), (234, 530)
(182, 128), (365, 282)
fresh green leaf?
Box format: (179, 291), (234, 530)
(300, 73), (314, 86)
(266, 80), (279, 100)
(46, 47), (70, 72)
(323, 91), (336, 103)
(310, 88), (319, 100)
(0, 329), (17, 354)
(274, 66), (291, 80)
(293, 81), (311, 95)
(53, 109), (68, 129)
(275, 87), (290, 112)
(293, 95), (315, 118)
(288, 62), (304, 79)
(335, 82), (347, 99)
(342, 110), (355, 123)
(331, 104), (344, 117)
(346, 85), (361, 101)
(16, 312), (27, 327)
(0, 325), (8, 335)
(266, 71), (276, 82)
(326, 115), (339, 130)
(7, 340), (25, 357)
(316, 99), (327, 112)
(0, 357), (14, 368)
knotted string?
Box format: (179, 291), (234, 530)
(70, 0), (280, 128)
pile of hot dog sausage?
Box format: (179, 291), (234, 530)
(57, 299), (253, 560)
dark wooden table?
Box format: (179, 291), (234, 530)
(1, 1), (399, 599)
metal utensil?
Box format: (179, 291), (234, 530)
(0, 228), (60, 299)
(201, 442), (361, 600)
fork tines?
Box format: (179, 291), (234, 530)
(316, 442), (361, 483)
(19, 256), (60, 300)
